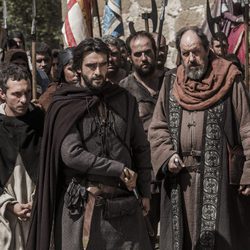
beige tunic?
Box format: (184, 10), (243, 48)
(0, 103), (36, 250)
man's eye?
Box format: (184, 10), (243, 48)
(100, 62), (107, 67)
(12, 92), (22, 98)
(86, 62), (107, 69)
(86, 64), (97, 70)
(133, 52), (142, 57)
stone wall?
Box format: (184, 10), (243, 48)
(61, 0), (209, 68)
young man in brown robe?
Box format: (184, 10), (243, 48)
(26, 38), (152, 250)
(148, 26), (250, 250)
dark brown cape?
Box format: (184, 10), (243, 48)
(26, 83), (125, 250)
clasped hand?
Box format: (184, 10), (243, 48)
(7, 202), (32, 221)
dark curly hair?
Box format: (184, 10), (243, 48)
(73, 38), (110, 72)
(0, 63), (30, 93)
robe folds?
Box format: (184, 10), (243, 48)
(0, 103), (44, 250)
(27, 83), (152, 250)
(148, 67), (250, 250)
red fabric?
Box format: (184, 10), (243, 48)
(173, 54), (241, 111)
(62, 0), (92, 47)
(227, 23), (245, 65)
(64, 15), (77, 47)
(67, 0), (76, 10)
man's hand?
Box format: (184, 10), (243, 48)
(31, 99), (42, 109)
(7, 202), (32, 220)
(168, 153), (185, 174)
(239, 185), (250, 196)
(142, 198), (150, 216)
(235, 15), (244, 23)
(120, 167), (137, 191)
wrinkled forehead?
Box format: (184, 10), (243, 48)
(180, 30), (203, 50)
(130, 36), (153, 51)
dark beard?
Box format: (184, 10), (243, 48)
(82, 74), (106, 92)
(134, 63), (155, 77)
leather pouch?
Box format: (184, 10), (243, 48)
(103, 196), (138, 219)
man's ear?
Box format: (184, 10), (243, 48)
(0, 88), (6, 101)
(77, 69), (81, 74)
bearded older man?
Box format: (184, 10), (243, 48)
(148, 26), (250, 250)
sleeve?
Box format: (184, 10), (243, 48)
(221, 1), (242, 22)
(0, 191), (12, 250)
(61, 125), (125, 178)
(0, 189), (17, 218)
(130, 98), (151, 198)
(223, 11), (239, 22)
(232, 80), (250, 184)
(148, 78), (177, 180)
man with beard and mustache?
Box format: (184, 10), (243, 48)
(26, 38), (152, 250)
(148, 26), (250, 249)
(120, 31), (158, 133)
(102, 35), (127, 84)
(120, 31), (161, 249)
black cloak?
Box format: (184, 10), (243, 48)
(26, 83), (126, 250)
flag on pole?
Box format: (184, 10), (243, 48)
(62, 0), (93, 47)
(102, 0), (124, 37)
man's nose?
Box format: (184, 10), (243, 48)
(41, 60), (46, 66)
(20, 95), (27, 103)
(188, 52), (195, 62)
(94, 66), (101, 75)
(141, 52), (148, 61)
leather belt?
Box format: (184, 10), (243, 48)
(183, 164), (201, 173)
(182, 150), (202, 157)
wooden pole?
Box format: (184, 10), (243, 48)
(93, 0), (102, 37)
(244, 0), (249, 92)
(31, 0), (37, 100)
(31, 40), (37, 100)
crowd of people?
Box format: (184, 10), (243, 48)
(0, 17), (249, 250)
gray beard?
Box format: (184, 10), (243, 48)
(185, 60), (208, 80)
(187, 66), (206, 80)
